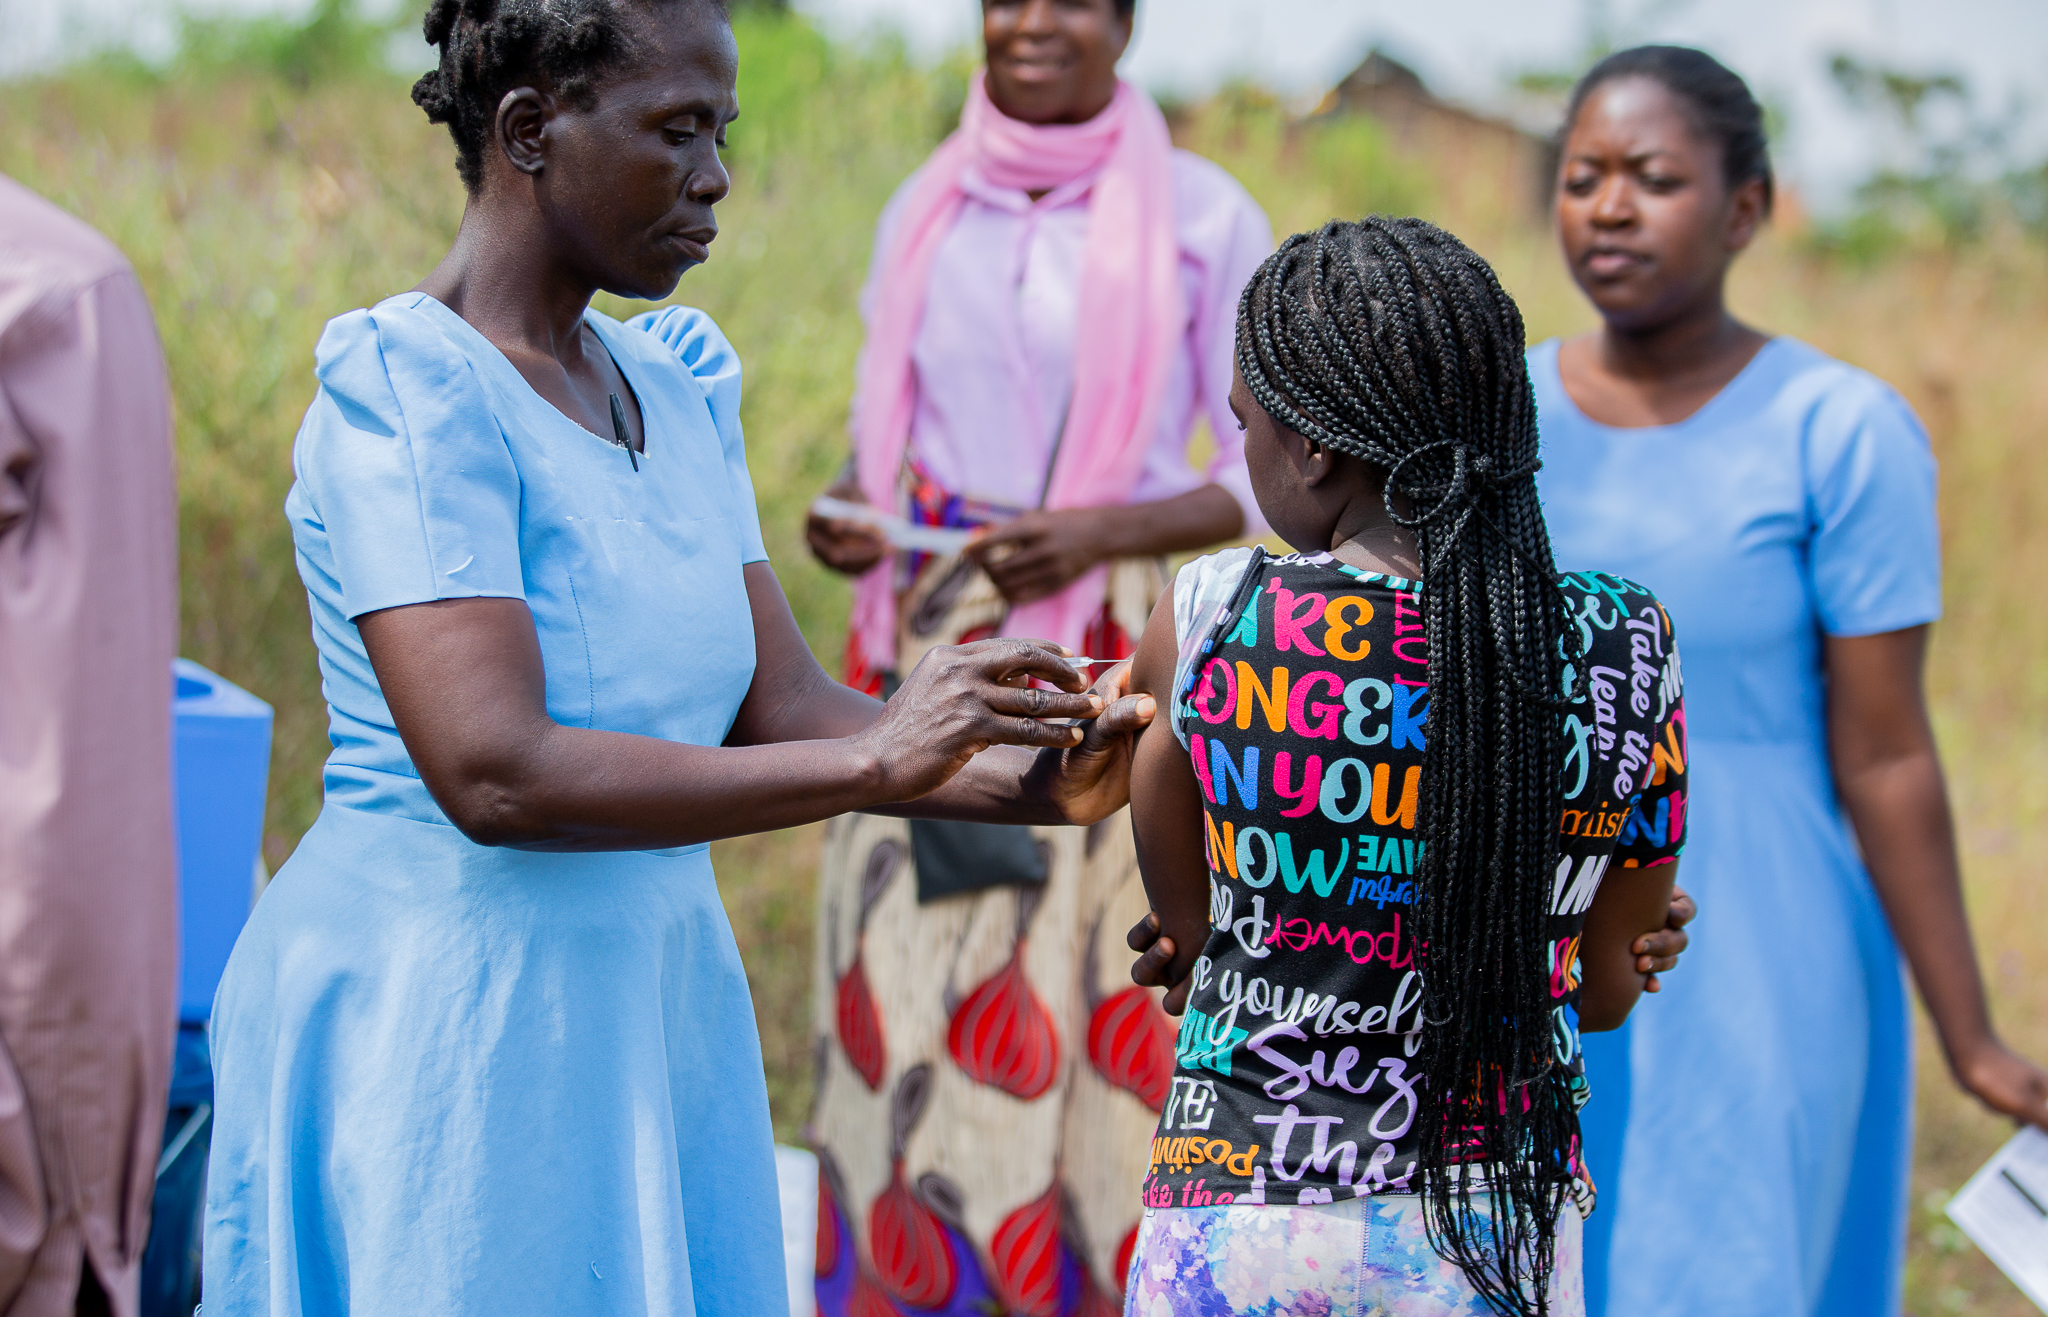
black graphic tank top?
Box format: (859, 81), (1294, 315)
(1145, 549), (1687, 1210)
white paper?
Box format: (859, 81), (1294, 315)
(1947, 1125), (2048, 1312)
(775, 1144), (818, 1317)
(810, 496), (977, 555)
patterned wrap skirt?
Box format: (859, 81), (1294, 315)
(1126, 1196), (1585, 1317)
(811, 540), (1176, 1317)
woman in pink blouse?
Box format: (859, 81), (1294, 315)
(802, 2), (1271, 1312)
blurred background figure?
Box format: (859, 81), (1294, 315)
(1532, 46), (2048, 1317)
(801, 0), (1268, 1311)
(0, 175), (179, 1317)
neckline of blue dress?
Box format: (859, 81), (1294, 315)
(397, 290), (659, 463)
(1535, 334), (1787, 438)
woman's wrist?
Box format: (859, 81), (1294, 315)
(1062, 505), (1126, 562)
(833, 729), (899, 808)
(1944, 1023), (2008, 1078)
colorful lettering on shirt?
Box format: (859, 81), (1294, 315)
(1155, 553), (1686, 1211)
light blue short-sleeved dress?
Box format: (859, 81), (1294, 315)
(1531, 337), (1940, 1317)
(203, 293), (788, 1316)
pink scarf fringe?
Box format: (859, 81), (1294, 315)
(850, 72), (1184, 670)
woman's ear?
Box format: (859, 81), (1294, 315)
(496, 86), (553, 178)
(1724, 174), (1768, 255)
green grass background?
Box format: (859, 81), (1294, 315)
(5, 12), (2045, 1310)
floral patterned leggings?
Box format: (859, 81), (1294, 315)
(1125, 1195), (1585, 1317)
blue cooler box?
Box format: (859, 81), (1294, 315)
(144, 660), (271, 1317)
(171, 658), (272, 1022)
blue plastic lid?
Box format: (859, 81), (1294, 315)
(173, 658), (273, 721)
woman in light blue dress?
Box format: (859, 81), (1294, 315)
(201, 5), (1153, 1315)
(1534, 47), (2048, 1317)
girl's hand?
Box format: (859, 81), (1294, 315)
(1126, 911), (1195, 1015)
(969, 508), (1116, 605)
(1635, 885), (1696, 993)
(849, 638), (1102, 803)
(1025, 659), (1155, 826)
(805, 478), (888, 577)
(1955, 1038), (2048, 1132)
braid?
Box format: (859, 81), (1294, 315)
(411, 0), (725, 191)
(1236, 217), (1586, 1316)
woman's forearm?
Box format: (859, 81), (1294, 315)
(361, 579), (1107, 852)
(1826, 629), (2048, 1129)
(1836, 746), (1996, 1064)
(1823, 628), (1998, 1068)
(480, 725), (895, 850)
(1098, 483), (1245, 559)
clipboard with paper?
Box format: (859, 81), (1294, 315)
(1946, 1125), (2048, 1312)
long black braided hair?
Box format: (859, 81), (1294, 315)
(1236, 216), (1587, 1316)
(411, 0), (724, 192)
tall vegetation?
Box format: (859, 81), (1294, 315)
(0, 10), (2040, 1311)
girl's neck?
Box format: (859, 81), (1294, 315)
(1323, 479), (1422, 581)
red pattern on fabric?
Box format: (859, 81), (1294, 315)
(1085, 986), (1174, 1111)
(843, 632), (885, 698)
(947, 949), (1061, 1100)
(989, 1184), (1065, 1317)
(836, 958), (887, 1091)
(1080, 603), (1134, 665)
(869, 1166), (957, 1308)
(850, 1272), (906, 1317)
(1114, 1225), (1137, 1297)
(816, 1167), (842, 1278)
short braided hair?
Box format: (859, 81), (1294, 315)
(412, 0), (723, 192)
(1236, 216), (1585, 1317)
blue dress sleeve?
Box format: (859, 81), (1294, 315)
(627, 305), (768, 564)
(1803, 370), (1942, 636)
(294, 305), (525, 620)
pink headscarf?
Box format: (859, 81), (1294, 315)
(850, 71), (1184, 669)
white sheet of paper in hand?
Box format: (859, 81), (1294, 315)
(1946, 1125), (2048, 1311)
(810, 496), (977, 556)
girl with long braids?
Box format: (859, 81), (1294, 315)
(1119, 216), (1686, 1315)
(1534, 47), (2048, 1317)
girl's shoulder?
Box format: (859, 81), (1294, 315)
(1556, 569), (1676, 643)
(1555, 569), (1662, 608)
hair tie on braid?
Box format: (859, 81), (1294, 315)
(1381, 441), (1541, 537)
(1234, 217), (1587, 1317)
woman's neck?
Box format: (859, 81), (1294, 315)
(414, 205), (597, 365)
(1562, 284), (1770, 428)
(1594, 289), (1758, 384)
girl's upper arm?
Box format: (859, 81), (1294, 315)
(1127, 587), (1211, 987)
(1577, 858), (1678, 1032)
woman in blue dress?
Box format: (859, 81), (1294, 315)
(1532, 46), (2048, 1316)
(201, 4), (1154, 1314)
